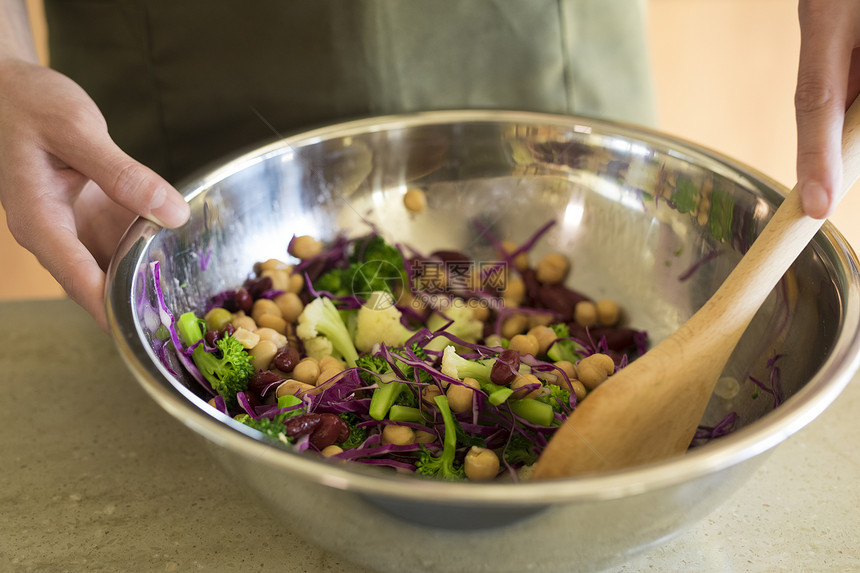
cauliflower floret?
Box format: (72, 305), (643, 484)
(425, 298), (484, 352)
(354, 291), (414, 353)
(302, 336), (335, 362)
(296, 297), (359, 366)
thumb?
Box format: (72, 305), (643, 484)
(53, 128), (190, 228)
(795, 2), (854, 219)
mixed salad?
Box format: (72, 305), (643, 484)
(154, 218), (656, 482)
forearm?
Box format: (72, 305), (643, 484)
(0, 0), (38, 63)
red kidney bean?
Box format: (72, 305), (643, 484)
(490, 348), (520, 385)
(234, 288), (253, 314)
(429, 250), (470, 263)
(247, 370), (284, 400)
(273, 346), (301, 372)
(537, 283), (588, 321)
(246, 275), (273, 299)
(520, 268), (543, 304)
(281, 413), (350, 449)
(283, 413), (321, 438)
(309, 413), (350, 449)
(250, 393), (263, 408)
(204, 329), (220, 347)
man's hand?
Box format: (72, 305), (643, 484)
(795, 0), (860, 219)
(0, 59), (189, 329)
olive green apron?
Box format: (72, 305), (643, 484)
(45, 0), (655, 182)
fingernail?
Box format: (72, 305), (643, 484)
(800, 182), (830, 219)
(149, 186), (190, 228)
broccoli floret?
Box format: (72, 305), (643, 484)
(539, 383), (571, 414)
(176, 312), (254, 406)
(440, 345), (513, 405)
(337, 414), (368, 449)
(354, 291), (415, 353)
(350, 235), (408, 295)
(235, 414), (290, 443)
(355, 354), (391, 383)
(546, 323), (584, 364)
(455, 419), (487, 449)
(503, 432), (539, 466)
(313, 268), (348, 296)
(296, 297), (359, 366)
(392, 342), (432, 389)
(315, 235), (407, 299)
(424, 298), (484, 353)
(414, 396), (465, 481)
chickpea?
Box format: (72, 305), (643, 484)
(421, 384), (443, 404)
(289, 235), (322, 260)
(446, 377), (479, 413)
(503, 277), (526, 306)
(258, 258), (289, 272)
(536, 253), (569, 284)
(467, 300), (490, 322)
(414, 430), (437, 444)
(276, 379), (315, 398)
(381, 424), (415, 446)
(508, 333), (539, 357)
(403, 187), (427, 213)
(576, 353), (615, 390)
(321, 445), (343, 457)
(316, 367), (343, 388)
(510, 373), (542, 399)
(596, 299), (620, 326)
(256, 313), (287, 334)
(287, 272), (304, 294)
(484, 334), (504, 348)
(500, 240), (529, 271)
(570, 379), (587, 401)
(501, 313), (529, 339)
(261, 268), (289, 291)
(527, 325), (557, 355)
(274, 292), (304, 323)
(528, 313), (554, 328)
(318, 356), (345, 372)
(251, 298), (282, 323)
(231, 327), (260, 349)
(255, 327), (288, 349)
(249, 340), (278, 371)
(292, 358), (321, 384)
(552, 360), (576, 381)
(204, 307), (232, 333)
(231, 313), (257, 332)
(592, 352), (616, 374)
(574, 300), (598, 328)
(464, 446), (500, 481)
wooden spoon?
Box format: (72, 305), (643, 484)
(532, 99), (860, 480)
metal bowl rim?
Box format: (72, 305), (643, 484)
(107, 109), (860, 506)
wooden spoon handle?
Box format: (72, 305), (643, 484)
(689, 96), (860, 343)
(532, 97), (860, 480)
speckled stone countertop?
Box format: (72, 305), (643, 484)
(1, 299), (858, 572)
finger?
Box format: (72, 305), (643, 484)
(11, 192), (110, 331)
(795, 1), (856, 218)
(48, 125), (190, 229)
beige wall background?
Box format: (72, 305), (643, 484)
(2, 0), (854, 301)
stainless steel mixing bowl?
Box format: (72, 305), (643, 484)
(106, 110), (860, 573)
